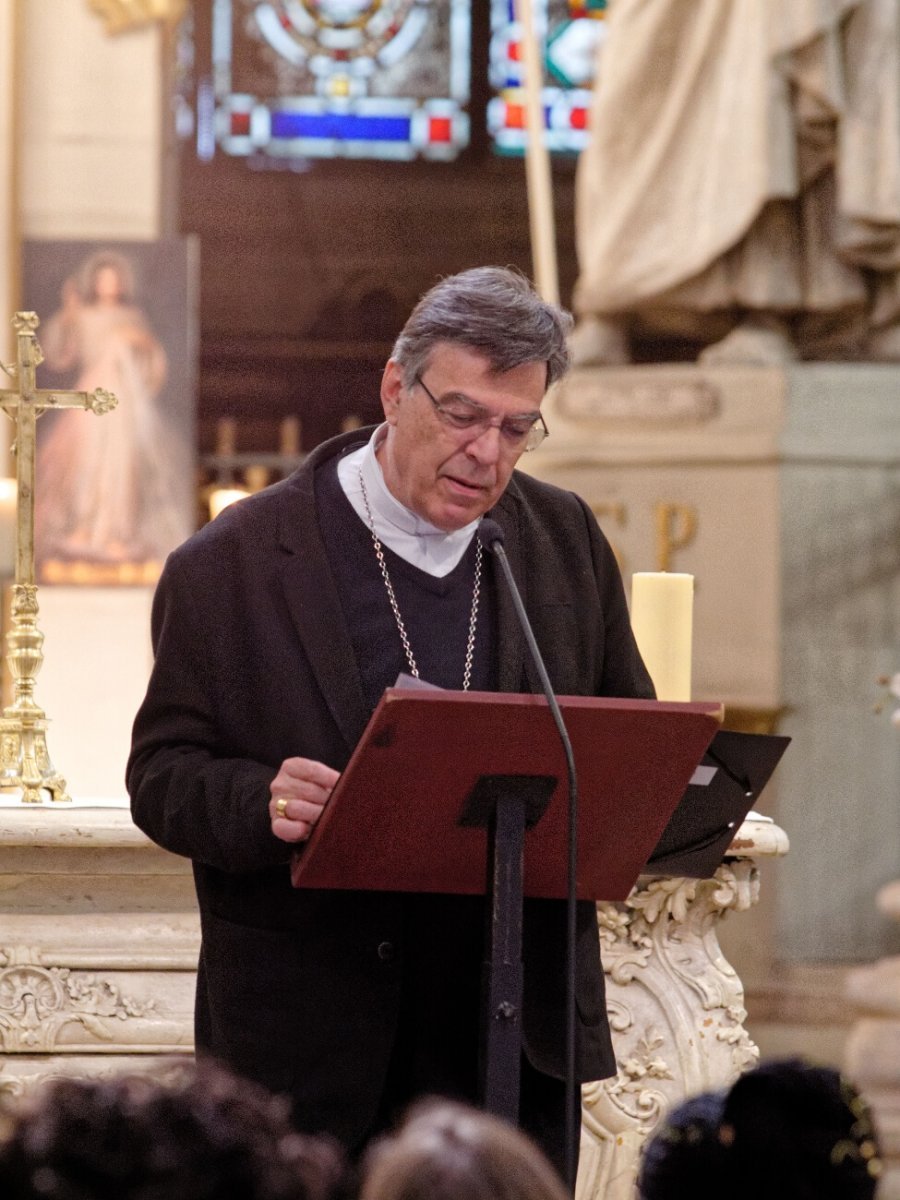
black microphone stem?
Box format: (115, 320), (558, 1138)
(489, 537), (580, 1194)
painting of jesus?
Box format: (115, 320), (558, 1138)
(23, 239), (198, 585)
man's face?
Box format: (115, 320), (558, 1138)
(377, 343), (547, 532)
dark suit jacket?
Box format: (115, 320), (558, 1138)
(127, 428), (654, 1144)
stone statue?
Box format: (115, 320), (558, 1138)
(572, 0), (900, 366)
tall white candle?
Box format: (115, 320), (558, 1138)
(630, 572), (694, 701)
(0, 477), (16, 576)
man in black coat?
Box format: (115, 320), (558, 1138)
(127, 267), (653, 1174)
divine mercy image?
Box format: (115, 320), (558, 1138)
(25, 240), (197, 584)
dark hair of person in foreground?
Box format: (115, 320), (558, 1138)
(638, 1057), (882, 1200)
(0, 1058), (348, 1200)
(360, 1099), (570, 1200)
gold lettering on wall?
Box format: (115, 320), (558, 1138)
(654, 503), (698, 572)
(587, 500), (699, 575)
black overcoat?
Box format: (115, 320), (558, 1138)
(127, 428), (654, 1145)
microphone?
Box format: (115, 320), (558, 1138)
(478, 517), (580, 1192)
(477, 518), (505, 552)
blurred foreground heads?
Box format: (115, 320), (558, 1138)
(638, 1057), (881, 1200)
(0, 1059), (347, 1200)
(361, 1100), (570, 1200)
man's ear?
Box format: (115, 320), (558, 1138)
(380, 359), (404, 425)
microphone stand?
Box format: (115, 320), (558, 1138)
(479, 520), (580, 1193)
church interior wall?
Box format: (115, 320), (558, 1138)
(776, 369), (900, 964)
(3, 0), (898, 1089)
(0, 0), (17, 377)
(19, 0), (163, 242)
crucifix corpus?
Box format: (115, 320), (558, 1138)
(0, 311), (118, 803)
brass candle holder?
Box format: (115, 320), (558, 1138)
(0, 312), (117, 803)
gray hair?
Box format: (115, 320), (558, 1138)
(361, 1099), (569, 1200)
(391, 267), (573, 391)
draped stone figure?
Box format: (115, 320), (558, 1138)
(571, 0), (900, 365)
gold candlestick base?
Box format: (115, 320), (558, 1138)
(0, 714), (70, 803)
(0, 582), (70, 803)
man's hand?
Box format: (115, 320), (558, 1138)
(269, 757), (339, 844)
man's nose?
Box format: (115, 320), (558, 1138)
(465, 421), (503, 464)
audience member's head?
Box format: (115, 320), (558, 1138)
(360, 1099), (569, 1200)
(0, 1058), (347, 1200)
(638, 1057), (881, 1200)
(635, 1088), (729, 1199)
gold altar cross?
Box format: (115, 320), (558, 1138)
(0, 311), (117, 803)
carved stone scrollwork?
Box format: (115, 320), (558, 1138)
(577, 860), (764, 1200)
(0, 946), (156, 1054)
(0, 1068), (26, 1100)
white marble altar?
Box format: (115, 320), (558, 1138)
(0, 802), (196, 1097)
(0, 795), (787, 1200)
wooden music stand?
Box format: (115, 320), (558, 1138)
(291, 688), (722, 1124)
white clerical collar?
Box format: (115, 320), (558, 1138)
(337, 425), (479, 578)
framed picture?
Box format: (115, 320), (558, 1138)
(22, 238), (198, 585)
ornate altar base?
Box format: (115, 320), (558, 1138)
(0, 803), (196, 1097)
(0, 796), (787, 1200)
(579, 817), (789, 1200)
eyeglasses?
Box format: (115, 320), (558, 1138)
(416, 376), (549, 452)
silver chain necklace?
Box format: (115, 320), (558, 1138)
(358, 467), (483, 690)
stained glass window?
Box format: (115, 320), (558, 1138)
(203, 0), (471, 162)
(488, 0), (607, 155)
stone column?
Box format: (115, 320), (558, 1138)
(845, 881), (900, 1200)
(577, 815), (789, 1200)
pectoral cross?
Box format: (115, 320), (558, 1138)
(0, 311), (117, 803)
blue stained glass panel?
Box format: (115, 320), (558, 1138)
(204, 0), (471, 163)
(271, 112), (411, 142)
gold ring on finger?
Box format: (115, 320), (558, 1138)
(275, 797), (289, 818)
